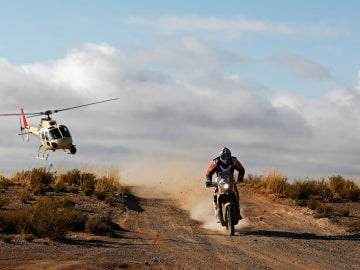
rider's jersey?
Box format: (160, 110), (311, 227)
(206, 156), (245, 182)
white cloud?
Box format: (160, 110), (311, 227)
(133, 36), (243, 72)
(157, 16), (272, 33)
(128, 15), (349, 38)
(325, 87), (353, 107)
(1, 43), (360, 180)
(270, 52), (331, 80)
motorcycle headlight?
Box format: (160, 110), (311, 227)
(224, 183), (229, 189)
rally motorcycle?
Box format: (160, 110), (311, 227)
(206, 172), (241, 236)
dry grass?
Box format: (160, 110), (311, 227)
(244, 171), (360, 229)
(245, 169), (288, 196)
(286, 179), (332, 201)
(0, 176), (12, 191)
(0, 167), (127, 242)
(244, 172), (360, 203)
(30, 197), (87, 240)
(85, 214), (119, 236)
(329, 175), (360, 201)
(0, 197), (87, 241)
(345, 220), (360, 233)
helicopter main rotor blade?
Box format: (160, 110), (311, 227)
(0, 113), (19, 116)
(52, 97), (120, 113)
(0, 112), (42, 117)
(0, 98), (119, 118)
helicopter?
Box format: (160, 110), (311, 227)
(0, 98), (119, 160)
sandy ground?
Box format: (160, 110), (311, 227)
(0, 184), (359, 270)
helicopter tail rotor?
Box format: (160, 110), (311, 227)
(20, 108), (29, 128)
(17, 109), (30, 142)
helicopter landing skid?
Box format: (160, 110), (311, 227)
(37, 145), (49, 160)
(64, 149), (72, 155)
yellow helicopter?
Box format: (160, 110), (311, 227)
(0, 98), (119, 160)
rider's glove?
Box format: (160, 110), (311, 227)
(205, 181), (212, 188)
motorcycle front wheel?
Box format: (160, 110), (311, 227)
(226, 205), (235, 236)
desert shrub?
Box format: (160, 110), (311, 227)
(295, 199), (307, 207)
(95, 191), (106, 201)
(244, 170), (288, 195)
(24, 234), (36, 242)
(345, 220), (360, 233)
(19, 190), (32, 203)
(95, 167), (129, 200)
(0, 202), (87, 239)
(286, 179), (332, 201)
(61, 198), (75, 208)
(95, 176), (122, 193)
(329, 175), (360, 201)
(85, 214), (117, 236)
(0, 176), (12, 190)
(95, 166), (123, 191)
(244, 174), (263, 188)
(56, 169), (81, 186)
(29, 168), (54, 195)
(68, 187), (79, 193)
(104, 195), (115, 205)
(0, 234), (14, 243)
(56, 167), (126, 198)
(82, 181), (95, 196)
(79, 172), (96, 196)
(314, 204), (333, 218)
(306, 198), (318, 210)
(262, 170), (288, 195)
(11, 168), (54, 194)
(54, 180), (67, 193)
(0, 195), (9, 209)
(336, 208), (350, 217)
(10, 170), (31, 186)
(329, 175), (347, 195)
(345, 187), (360, 202)
(30, 197), (87, 241)
(0, 209), (31, 234)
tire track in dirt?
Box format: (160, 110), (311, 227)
(0, 184), (359, 269)
(116, 185), (360, 269)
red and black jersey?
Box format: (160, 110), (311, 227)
(206, 156), (245, 182)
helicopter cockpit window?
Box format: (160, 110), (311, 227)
(49, 128), (62, 139)
(59, 125), (71, 138)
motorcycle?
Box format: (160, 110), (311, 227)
(205, 172), (241, 236)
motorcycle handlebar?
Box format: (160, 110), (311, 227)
(205, 182), (216, 188)
(205, 181), (242, 188)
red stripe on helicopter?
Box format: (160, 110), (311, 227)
(20, 109), (28, 128)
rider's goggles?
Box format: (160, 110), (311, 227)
(220, 153), (231, 160)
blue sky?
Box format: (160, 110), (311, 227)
(1, 1), (358, 97)
(1, 1), (360, 181)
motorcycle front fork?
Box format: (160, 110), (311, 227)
(214, 194), (241, 218)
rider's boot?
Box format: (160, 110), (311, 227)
(237, 201), (243, 220)
(213, 202), (220, 223)
(238, 209), (243, 220)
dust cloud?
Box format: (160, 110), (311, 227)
(122, 159), (250, 232)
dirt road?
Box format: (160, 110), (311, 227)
(0, 185), (359, 269)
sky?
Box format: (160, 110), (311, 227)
(1, 1), (360, 182)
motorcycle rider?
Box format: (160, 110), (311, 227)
(205, 147), (245, 221)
